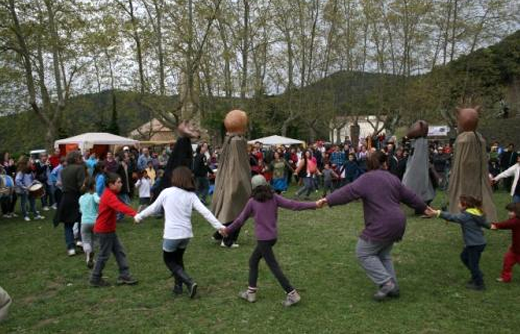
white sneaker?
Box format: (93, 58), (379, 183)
(2, 214), (11, 218)
(67, 249), (76, 256)
(51, 204), (58, 210)
(11, 213), (18, 217)
(42, 206), (50, 211)
(76, 241), (83, 248)
(24, 216), (31, 222)
(221, 241), (239, 248)
(34, 215), (45, 220)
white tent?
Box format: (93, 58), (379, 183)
(54, 133), (139, 153)
(248, 135), (304, 146)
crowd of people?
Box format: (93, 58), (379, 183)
(0, 120), (519, 312)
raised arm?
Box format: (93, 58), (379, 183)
(225, 200), (254, 234)
(135, 191), (165, 221)
(275, 194), (317, 211)
(192, 195), (225, 230)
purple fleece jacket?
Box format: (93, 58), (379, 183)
(226, 194), (317, 240)
(326, 169), (427, 242)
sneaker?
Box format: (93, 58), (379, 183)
(34, 215), (45, 220)
(42, 206), (50, 211)
(239, 290), (257, 303)
(67, 249), (76, 256)
(220, 241), (239, 248)
(282, 290), (301, 307)
(11, 213), (18, 217)
(2, 214), (12, 218)
(86, 253), (94, 269)
(117, 276), (138, 285)
(466, 282), (486, 291)
(51, 204), (57, 210)
(496, 278), (510, 283)
(76, 241), (83, 248)
(24, 216), (30, 222)
(90, 278), (111, 287)
(373, 280), (397, 301)
(173, 283), (183, 295)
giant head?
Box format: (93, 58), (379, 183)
(406, 120), (429, 138)
(456, 107), (479, 132)
(224, 109), (248, 134)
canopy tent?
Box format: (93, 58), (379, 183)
(248, 135), (304, 146)
(54, 133), (139, 155)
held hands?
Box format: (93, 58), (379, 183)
(424, 206), (439, 218)
(316, 198), (328, 209)
(490, 223), (497, 230)
(134, 215), (142, 224)
(219, 227), (228, 237)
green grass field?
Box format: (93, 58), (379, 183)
(1, 189), (519, 333)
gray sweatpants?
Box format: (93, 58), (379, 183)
(91, 232), (130, 281)
(81, 223), (96, 254)
(355, 238), (397, 286)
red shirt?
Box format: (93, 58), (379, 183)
(49, 155), (61, 169)
(94, 189), (136, 233)
(494, 217), (520, 254)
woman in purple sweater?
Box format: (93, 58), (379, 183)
(318, 151), (429, 301)
(223, 175), (317, 307)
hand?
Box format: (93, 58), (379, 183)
(424, 206), (438, 217)
(219, 228), (228, 237)
(316, 198), (328, 208)
(134, 215), (142, 224)
(490, 223), (497, 230)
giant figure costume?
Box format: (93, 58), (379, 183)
(448, 108), (497, 221)
(211, 110), (252, 247)
(402, 121), (435, 204)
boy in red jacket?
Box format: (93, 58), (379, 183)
(90, 173), (138, 287)
(491, 203), (520, 283)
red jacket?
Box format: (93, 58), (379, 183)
(494, 217), (520, 254)
(94, 189), (136, 233)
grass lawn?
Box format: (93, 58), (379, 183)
(1, 188), (520, 333)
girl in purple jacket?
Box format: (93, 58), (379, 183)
(223, 175), (317, 307)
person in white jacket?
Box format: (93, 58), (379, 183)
(493, 155), (520, 203)
(134, 166), (225, 299)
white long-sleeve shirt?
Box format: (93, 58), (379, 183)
(135, 186), (224, 239)
(135, 178), (152, 198)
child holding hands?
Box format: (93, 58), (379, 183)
(134, 166), (225, 299)
(490, 203), (520, 283)
(222, 175), (318, 307)
(90, 173), (138, 287)
(79, 177), (100, 269)
(428, 195), (490, 290)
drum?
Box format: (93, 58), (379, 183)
(29, 181), (45, 198)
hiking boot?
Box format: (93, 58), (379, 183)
(282, 290), (301, 307)
(117, 276), (138, 285)
(239, 290), (257, 303)
(173, 283), (183, 295)
(466, 282), (485, 291)
(373, 280), (397, 301)
(90, 278), (111, 288)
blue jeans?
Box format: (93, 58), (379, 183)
(296, 177), (314, 198)
(19, 192), (37, 217)
(41, 183), (55, 207)
(513, 195), (520, 204)
(64, 222), (75, 250)
(116, 194), (131, 221)
(195, 176), (209, 204)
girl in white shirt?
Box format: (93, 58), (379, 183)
(135, 170), (152, 212)
(134, 166), (225, 299)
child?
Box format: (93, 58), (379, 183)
(145, 161), (156, 184)
(135, 170), (152, 212)
(79, 177), (100, 269)
(429, 195), (490, 290)
(490, 203), (520, 282)
(322, 162), (338, 197)
(340, 153), (363, 186)
(90, 173), (138, 287)
(222, 175), (317, 307)
(134, 166), (225, 298)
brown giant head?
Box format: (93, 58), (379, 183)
(224, 109), (248, 134)
(406, 120), (429, 138)
(456, 107), (480, 132)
